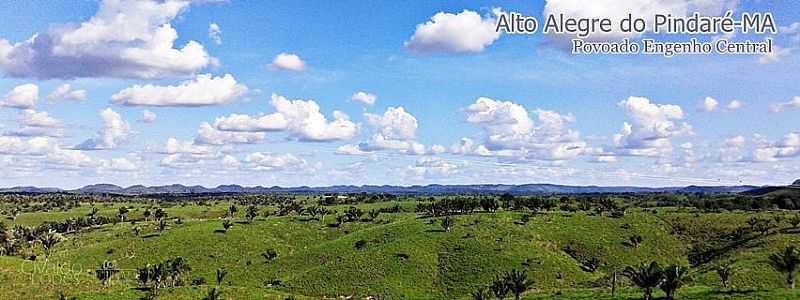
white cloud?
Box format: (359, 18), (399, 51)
(163, 137), (212, 155)
(46, 84), (87, 102)
(194, 122), (265, 145)
(336, 144), (371, 156)
(0, 136), (56, 156)
(612, 96), (692, 157)
(222, 154), (240, 170)
(270, 53), (305, 71)
(720, 135), (746, 162)
(98, 157), (139, 172)
(405, 156), (462, 179)
(141, 110), (157, 123)
(405, 9), (501, 54)
(244, 152), (311, 171)
(351, 91), (377, 105)
(726, 100), (744, 111)
(0, 0), (214, 79)
(76, 108), (131, 150)
(212, 93), (357, 142)
(7, 109), (64, 137)
(769, 96), (800, 113)
(111, 73), (247, 107)
(753, 132), (800, 162)
(460, 97), (585, 161)
(208, 23), (222, 45)
(700, 97), (719, 112)
(365, 106), (418, 141)
(1, 83), (38, 109)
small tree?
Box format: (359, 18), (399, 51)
(245, 205), (259, 223)
(471, 286), (490, 300)
(143, 209), (151, 222)
(215, 269), (227, 286)
(660, 264), (691, 300)
(625, 235), (643, 248)
(490, 275), (510, 299)
(38, 229), (64, 257)
(222, 219), (233, 232)
(132, 225), (142, 237)
(441, 216), (454, 232)
(118, 207), (129, 222)
(158, 218), (168, 233)
(716, 263), (735, 289)
(228, 204), (238, 219)
(505, 269), (534, 300)
(261, 248), (278, 263)
(769, 246), (800, 289)
(622, 262), (663, 300)
(203, 287), (223, 300)
(95, 260), (120, 287)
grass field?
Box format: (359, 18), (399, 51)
(2, 199), (800, 299)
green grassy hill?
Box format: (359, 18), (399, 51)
(2, 201), (800, 299)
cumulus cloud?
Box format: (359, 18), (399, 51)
(244, 152), (312, 171)
(612, 96), (692, 157)
(753, 132), (800, 162)
(76, 108), (131, 150)
(194, 122), (265, 145)
(720, 135), (746, 162)
(405, 156), (462, 179)
(1, 83), (39, 109)
(769, 96), (800, 113)
(726, 100), (744, 111)
(270, 53), (305, 71)
(46, 84), (87, 102)
(111, 74), (247, 107)
(0, 0), (215, 79)
(339, 106), (433, 155)
(543, 0), (737, 42)
(7, 110), (64, 137)
(456, 97), (585, 161)
(212, 93), (357, 142)
(140, 110), (157, 123)
(700, 97), (719, 112)
(351, 91), (377, 105)
(208, 23), (222, 45)
(405, 9), (501, 54)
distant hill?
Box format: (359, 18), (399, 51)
(0, 183), (759, 195)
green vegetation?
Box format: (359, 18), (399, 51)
(1, 192), (800, 299)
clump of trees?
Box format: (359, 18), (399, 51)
(137, 257), (192, 293)
(623, 262), (691, 300)
(473, 269), (533, 300)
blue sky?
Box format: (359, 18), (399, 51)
(0, 0), (799, 188)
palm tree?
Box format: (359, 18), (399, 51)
(95, 260), (120, 287)
(203, 287), (224, 300)
(154, 208), (166, 221)
(215, 268), (227, 286)
(117, 207), (129, 222)
(715, 263), (735, 289)
(471, 286), (490, 300)
(490, 275), (510, 299)
(768, 246), (800, 288)
(38, 229), (64, 257)
(660, 264), (691, 300)
(505, 269), (534, 300)
(222, 219), (233, 232)
(228, 204), (238, 219)
(441, 216), (454, 232)
(622, 262), (663, 300)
